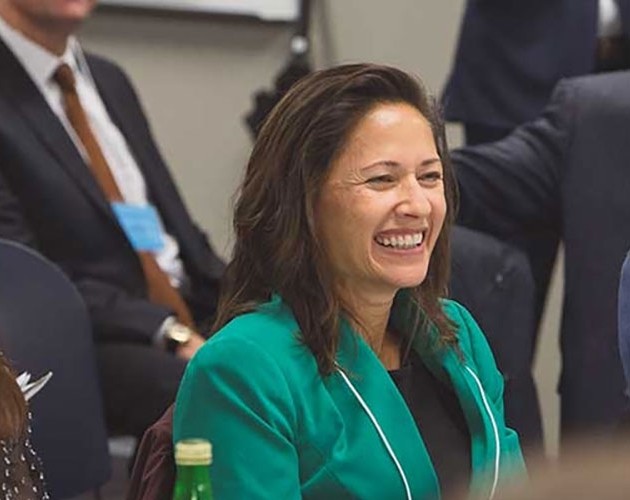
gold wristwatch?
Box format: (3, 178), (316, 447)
(164, 321), (193, 353)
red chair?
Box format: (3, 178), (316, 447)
(126, 405), (175, 500)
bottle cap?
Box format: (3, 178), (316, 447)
(175, 439), (212, 466)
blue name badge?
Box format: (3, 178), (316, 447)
(111, 202), (165, 252)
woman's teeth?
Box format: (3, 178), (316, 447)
(375, 232), (424, 249)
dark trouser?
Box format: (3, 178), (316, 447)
(96, 343), (187, 440)
(97, 287), (217, 440)
(450, 227), (543, 460)
(465, 120), (560, 326)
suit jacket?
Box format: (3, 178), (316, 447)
(0, 39), (224, 344)
(174, 295), (525, 499)
(443, 0), (630, 129)
(452, 72), (630, 433)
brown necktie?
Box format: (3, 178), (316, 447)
(54, 63), (195, 328)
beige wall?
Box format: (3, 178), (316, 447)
(82, 0), (561, 456)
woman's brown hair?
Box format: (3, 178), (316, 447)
(0, 351), (27, 440)
(213, 63), (458, 375)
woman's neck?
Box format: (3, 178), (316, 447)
(341, 288), (401, 369)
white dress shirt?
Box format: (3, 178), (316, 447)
(0, 16), (185, 288)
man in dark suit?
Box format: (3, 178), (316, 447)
(444, 0), (630, 145)
(444, 1), (630, 330)
(453, 71), (630, 446)
(0, 0), (224, 438)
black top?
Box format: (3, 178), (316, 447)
(389, 350), (471, 495)
(0, 415), (48, 500)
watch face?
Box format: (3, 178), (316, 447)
(170, 324), (192, 344)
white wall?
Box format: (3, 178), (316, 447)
(82, 0), (561, 457)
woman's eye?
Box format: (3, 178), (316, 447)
(418, 171), (443, 183)
(367, 175), (395, 184)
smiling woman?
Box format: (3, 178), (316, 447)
(315, 102), (447, 322)
(218, 63), (459, 373)
(174, 63), (526, 499)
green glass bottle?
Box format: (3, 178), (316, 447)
(172, 439), (214, 500)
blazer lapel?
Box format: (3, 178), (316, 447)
(398, 299), (498, 498)
(0, 40), (113, 218)
(334, 320), (441, 498)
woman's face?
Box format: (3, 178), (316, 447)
(315, 102), (447, 303)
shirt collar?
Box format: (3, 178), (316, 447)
(0, 15), (82, 89)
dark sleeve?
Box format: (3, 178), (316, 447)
(0, 170), (171, 345)
(74, 278), (171, 344)
(452, 79), (576, 240)
(0, 169), (38, 247)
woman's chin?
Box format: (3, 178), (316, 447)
(385, 273), (428, 292)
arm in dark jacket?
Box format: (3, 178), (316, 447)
(452, 80), (576, 240)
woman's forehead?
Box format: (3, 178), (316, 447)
(328, 103), (436, 174)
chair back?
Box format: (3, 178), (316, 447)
(619, 251), (630, 401)
(0, 239), (111, 498)
(127, 405), (175, 500)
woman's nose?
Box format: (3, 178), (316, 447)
(395, 179), (431, 218)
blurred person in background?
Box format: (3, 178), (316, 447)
(0, 0), (224, 441)
(442, 0), (630, 372)
(174, 64), (526, 499)
(454, 70), (630, 448)
(445, 2), (630, 346)
(444, 0), (630, 146)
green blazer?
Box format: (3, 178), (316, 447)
(174, 295), (525, 499)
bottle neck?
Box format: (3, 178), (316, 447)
(175, 463), (210, 483)
(173, 464), (213, 500)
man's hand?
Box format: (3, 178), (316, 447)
(175, 331), (205, 360)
